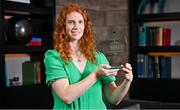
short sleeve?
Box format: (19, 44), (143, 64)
(44, 49), (67, 86)
(96, 52), (116, 85)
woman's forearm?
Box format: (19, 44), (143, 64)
(52, 71), (98, 104)
(64, 72), (98, 103)
(110, 79), (132, 105)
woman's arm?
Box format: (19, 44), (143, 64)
(52, 71), (97, 104)
(51, 64), (119, 104)
(104, 63), (133, 105)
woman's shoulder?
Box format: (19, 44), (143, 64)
(44, 49), (60, 58)
(45, 49), (58, 54)
(94, 51), (109, 64)
(94, 51), (106, 59)
(94, 51), (106, 55)
(44, 49), (64, 63)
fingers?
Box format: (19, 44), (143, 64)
(97, 63), (133, 78)
(98, 64), (119, 76)
(104, 68), (119, 76)
(124, 63), (132, 71)
(100, 64), (111, 70)
(121, 63), (133, 82)
(121, 63), (132, 73)
(124, 72), (133, 82)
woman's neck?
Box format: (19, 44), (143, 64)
(70, 41), (79, 52)
(70, 41), (85, 63)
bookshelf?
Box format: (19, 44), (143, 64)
(0, 0), (55, 108)
(129, 0), (180, 102)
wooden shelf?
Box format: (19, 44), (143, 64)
(148, 52), (180, 56)
(134, 46), (180, 53)
(135, 13), (180, 22)
(4, 1), (52, 15)
(130, 78), (180, 102)
(4, 45), (49, 53)
(2, 84), (53, 109)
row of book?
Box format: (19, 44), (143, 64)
(138, 26), (171, 47)
(136, 54), (171, 79)
(5, 54), (41, 87)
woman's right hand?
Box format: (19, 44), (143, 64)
(94, 64), (119, 78)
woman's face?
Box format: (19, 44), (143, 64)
(65, 11), (85, 41)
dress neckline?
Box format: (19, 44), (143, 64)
(71, 60), (88, 74)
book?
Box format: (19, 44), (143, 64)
(138, 0), (166, 14)
(36, 61), (41, 84)
(27, 41), (42, 46)
(148, 56), (156, 78)
(149, 27), (159, 46)
(22, 61), (41, 85)
(138, 26), (148, 46)
(154, 56), (160, 78)
(137, 0), (149, 15)
(156, 27), (163, 46)
(137, 54), (149, 78)
(5, 53), (30, 87)
(157, 0), (166, 13)
(163, 28), (171, 46)
(137, 54), (144, 78)
(27, 37), (42, 46)
(159, 56), (171, 79)
(171, 56), (180, 79)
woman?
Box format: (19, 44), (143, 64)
(44, 3), (133, 110)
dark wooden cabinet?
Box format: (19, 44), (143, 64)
(129, 0), (180, 102)
(0, 0), (55, 108)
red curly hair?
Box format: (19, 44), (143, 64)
(53, 3), (97, 63)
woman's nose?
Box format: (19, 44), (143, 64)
(73, 23), (78, 29)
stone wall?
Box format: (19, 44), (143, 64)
(55, 0), (129, 87)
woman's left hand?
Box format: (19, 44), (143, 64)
(121, 63), (133, 82)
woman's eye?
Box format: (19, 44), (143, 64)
(67, 20), (74, 24)
(79, 20), (83, 24)
(68, 21), (73, 24)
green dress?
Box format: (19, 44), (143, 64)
(44, 49), (116, 110)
